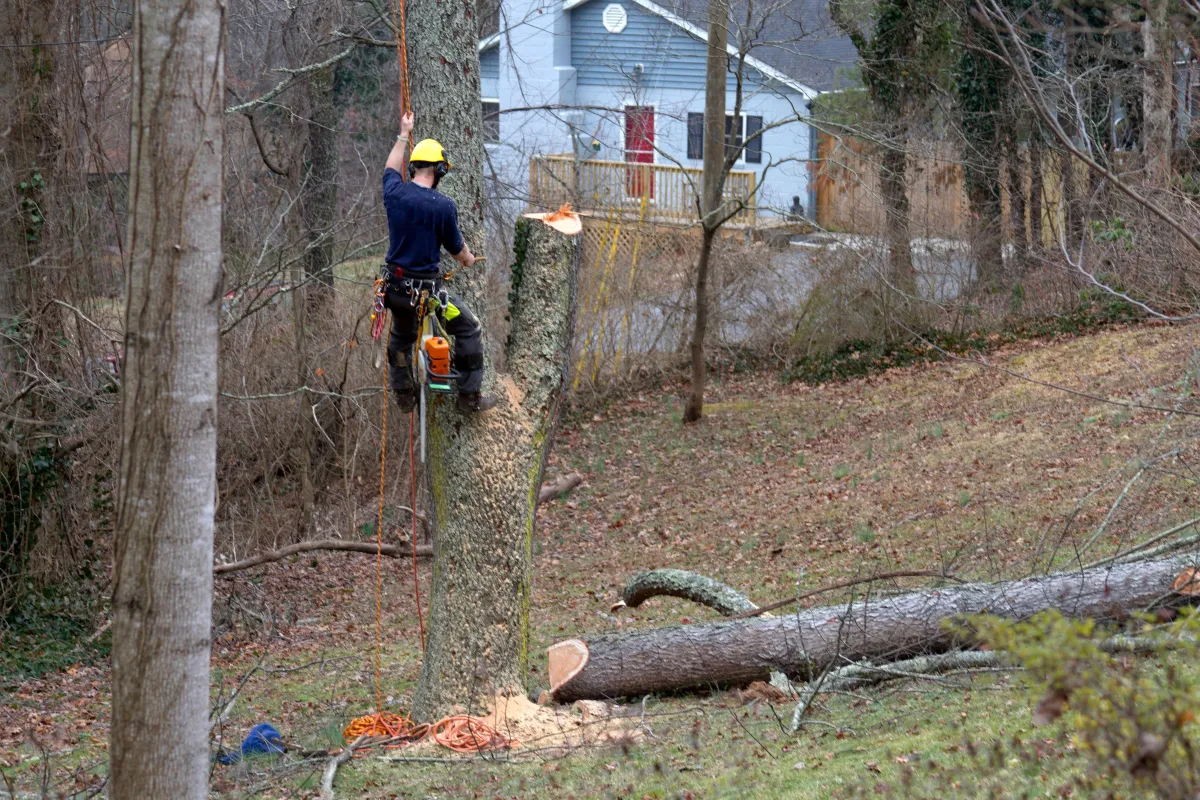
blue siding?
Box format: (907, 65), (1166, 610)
(571, 0), (773, 94)
(480, 46), (500, 98)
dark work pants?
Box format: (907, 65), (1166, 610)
(384, 282), (484, 395)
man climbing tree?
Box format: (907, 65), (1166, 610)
(382, 111), (496, 413)
(400, 0), (582, 721)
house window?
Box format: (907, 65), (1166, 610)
(686, 112), (763, 164)
(482, 99), (500, 143)
(687, 113), (704, 159)
(745, 115), (762, 164)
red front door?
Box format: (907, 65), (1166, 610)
(624, 106), (655, 200)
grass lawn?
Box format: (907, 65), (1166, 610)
(3, 320), (1199, 798)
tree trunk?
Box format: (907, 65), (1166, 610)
(879, 142), (915, 298)
(110, 0), (224, 794)
(410, 219), (579, 719)
(1029, 137), (1043, 249)
(0, 2), (56, 384)
(1141, 0), (1173, 187)
(967, 161), (1004, 286)
(1008, 143), (1028, 273)
(549, 554), (1199, 702)
(302, 63), (338, 301)
(1061, 150), (1081, 245)
(684, 228), (717, 423)
(682, 0), (729, 425)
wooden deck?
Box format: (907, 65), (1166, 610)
(529, 155), (758, 228)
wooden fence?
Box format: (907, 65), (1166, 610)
(814, 132), (1094, 245)
(815, 133), (967, 237)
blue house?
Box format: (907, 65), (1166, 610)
(478, 0), (857, 225)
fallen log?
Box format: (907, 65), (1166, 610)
(614, 569), (791, 692)
(538, 472), (583, 504)
(549, 554), (1200, 702)
(214, 539), (432, 577)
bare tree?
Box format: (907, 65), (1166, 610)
(683, 0), (731, 424)
(109, 0), (224, 794)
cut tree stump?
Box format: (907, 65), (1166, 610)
(549, 554), (1200, 702)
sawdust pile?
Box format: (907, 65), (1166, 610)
(481, 693), (642, 752)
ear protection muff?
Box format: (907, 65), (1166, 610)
(407, 160), (451, 182)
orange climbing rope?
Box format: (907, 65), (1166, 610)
(342, 713), (515, 753)
(391, 0), (413, 150)
(408, 412), (425, 649)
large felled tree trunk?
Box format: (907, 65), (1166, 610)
(109, 0), (224, 795)
(549, 554), (1200, 701)
(682, 0), (729, 425)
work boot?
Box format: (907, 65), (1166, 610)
(393, 389), (417, 414)
(456, 392), (497, 413)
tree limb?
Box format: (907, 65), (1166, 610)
(615, 568), (760, 615)
(244, 112), (290, 177)
(214, 540), (431, 577)
(224, 47), (354, 115)
(319, 735), (365, 800)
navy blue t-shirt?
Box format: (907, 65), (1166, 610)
(382, 168), (464, 276)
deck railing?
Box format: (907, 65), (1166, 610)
(529, 155), (758, 227)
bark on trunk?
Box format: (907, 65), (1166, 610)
(968, 165), (1004, 285)
(550, 555), (1200, 702)
(618, 568), (759, 616)
(682, 0), (729, 425)
(1061, 149), (1080, 245)
(410, 219), (579, 719)
(1029, 138), (1043, 249)
(1008, 144), (1027, 273)
(879, 143), (915, 298)
(110, 0), (224, 794)
(0, 4), (56, 383)
(683, 228), (717, 423)
(302, 63), (338, 300)
(1141, 0), (1173, 187)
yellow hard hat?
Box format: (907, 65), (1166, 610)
(410, 138), (449, 167)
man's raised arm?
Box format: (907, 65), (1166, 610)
(386, 112), (415, 174)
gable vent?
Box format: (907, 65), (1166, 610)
(602, 3), (628, 33)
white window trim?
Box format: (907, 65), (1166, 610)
(688, 111), (752, 164)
